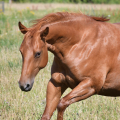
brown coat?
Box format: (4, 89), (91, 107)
(18, 12), (120, 120)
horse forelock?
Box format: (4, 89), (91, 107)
(29, 12), (109, 35)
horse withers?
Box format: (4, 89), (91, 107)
(18, 12), (120, 120)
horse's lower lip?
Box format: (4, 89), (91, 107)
(19, 85), (32, 92)
(21, 87), (32, 92)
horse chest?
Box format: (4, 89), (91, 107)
(63, 57), (89, 82)
(63, 63), (84, 89)
(65, 74), (79, 89)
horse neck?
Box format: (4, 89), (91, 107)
(46, 20), (85, 58)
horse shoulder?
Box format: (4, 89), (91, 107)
(50, 57), (66, 85)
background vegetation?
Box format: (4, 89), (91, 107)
(1, 5), (120, 120)
(1, 0), (120, 4)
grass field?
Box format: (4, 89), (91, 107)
(1, 6), (120, 120)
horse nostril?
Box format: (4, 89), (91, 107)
(24, 83), (31, 91)
(26, 84), (30, 88)
(19, 81), (32, 91)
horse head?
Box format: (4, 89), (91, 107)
(18, 22), (49, 92)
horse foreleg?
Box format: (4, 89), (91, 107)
(41, 76), (67, 120)
(57, 78), (95, 120)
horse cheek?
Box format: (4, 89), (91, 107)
(40, 46), (48, 69)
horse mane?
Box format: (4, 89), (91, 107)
(91, 16), (109, 22)
(30, 12), (109, 34)
(31, 12), (82, 28)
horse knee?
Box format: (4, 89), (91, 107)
(51, 73), (65, 84)
(57, 98), (69, 112)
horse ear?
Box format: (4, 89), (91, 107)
(40, 27), (49, 38)
(18, 21), (28, 34)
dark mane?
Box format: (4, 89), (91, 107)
(30, 12), (109, 34)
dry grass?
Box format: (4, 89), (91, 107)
(5, 3), (120, 11)
(1, 6), (120, 120)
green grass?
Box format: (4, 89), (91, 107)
(1, 6), (120, 120)
(2, 0), (120, 4)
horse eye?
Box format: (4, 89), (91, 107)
(35, 52), (41, 58)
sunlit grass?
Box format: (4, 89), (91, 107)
(1, 6), (120, 120)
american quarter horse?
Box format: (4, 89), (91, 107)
(18, 12), (120, 120)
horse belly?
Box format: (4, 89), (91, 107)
(99, 70), (120, 97)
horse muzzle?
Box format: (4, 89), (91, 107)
(18, 79), (34, 92)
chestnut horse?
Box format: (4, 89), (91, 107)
(18, 12), (120, 120)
